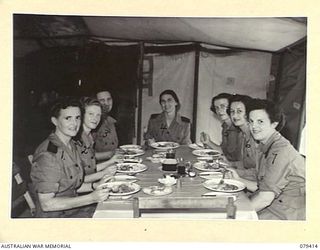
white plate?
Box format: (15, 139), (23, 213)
(116, 163), (148, 174)
(142, 186), (173, 196)
(150, 141), (180, 150)
(193, 161), (224, 172)
(113, 175), (138, 181)
(98, 181), (141, 196)
(203, 179), (246, 193)
(120, 144), (142, 150)
(192, 149), (221, 157)
(118, 148), (145, 157)
(188, 143), (204, 150)
(199, 171), (224, 179)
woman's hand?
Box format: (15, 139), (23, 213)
(148, 138), (156, 145)
(200, 132), (211, 145)
(90, 188), (110, 203)
(95, 174), (115, 189)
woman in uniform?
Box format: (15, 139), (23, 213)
(231, 99), (305, 220)
(144, 89), (191, 145)
(75, 97), (120, 183)
(228, 94), (257, 181)
(30, 97), (112, 218)
(200, 93), (243, 161)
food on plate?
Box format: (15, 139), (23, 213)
(158, 175), (177, 186)
(101, 183), (135, 194)
(210, 183), (239, 191)
(202, 162), (220, 170)
(117, 164), (137, 171)
(157, 142), (176, 147)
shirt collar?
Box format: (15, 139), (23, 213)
(258, 131), (280, 154)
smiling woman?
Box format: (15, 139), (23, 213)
(30, 97), (113, 218)
(144, 89), (191, 145)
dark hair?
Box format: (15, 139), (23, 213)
(246, 98), (286, 131)
(50, 96), (81, 118)
(159, 89), (181, 111)
(210, 93), (232, 113)
(227, 94), (252, 116)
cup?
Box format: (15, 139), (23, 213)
(166, 149), (176, 159)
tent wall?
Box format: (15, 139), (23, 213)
(275, 42), (306, 150)
(139, 52), (195, 144)
(196, 51), (272, 144)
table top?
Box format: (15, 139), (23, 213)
(93, 145), (258, 220)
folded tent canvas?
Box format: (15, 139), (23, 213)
(13, 15), (307, 158)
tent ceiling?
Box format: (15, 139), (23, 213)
(14, 15), (307, 57)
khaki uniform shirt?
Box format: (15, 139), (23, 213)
(144, 112), (191, 145)
(30, 133), (88, 218)
(220, 122), (243, 162)
(257, 132), (305, 220)
(75, 131), (96, 175)
(93, 115), (118, 152)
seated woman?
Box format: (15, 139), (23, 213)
(231, 99), (305, 220)
(200, 93), (243, 161)
(75, 97), (120, 183)
(144, 89), (191, 145)
(228, 94), (257, 181)
(30, 97), (113, 218)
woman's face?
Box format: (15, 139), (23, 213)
(249, 109), (278, 144)
(230, 101), (247, 127)
(83, 105), (102, 131)
(214, 98), (229, 121)
(52, 106), (81, 138)
(160, 94), (178, 114)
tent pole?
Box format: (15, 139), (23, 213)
(136, 42), (144, 145)
(192, 44), (200, 142)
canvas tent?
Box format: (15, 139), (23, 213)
(13, 15), (307, 159)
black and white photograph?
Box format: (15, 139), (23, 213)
(12, 14), (306, 220)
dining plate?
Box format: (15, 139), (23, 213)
(118, 148), (145, 157)
(150, 141), (180, 150)
(116, 163), (148, 174)
(120, 144), (142, 150)
(142, 186), (173, 196)
(98, 181), (141, 196)
(192, 149), (221, 157)
(193, 161), (224, 172)
(203, 179), (246, 193)
(198, 171), (224, 179)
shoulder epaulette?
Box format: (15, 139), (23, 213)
(181, 116), (190, 123)
(47, 141), (58, 154)
(150, 113), (160, 119)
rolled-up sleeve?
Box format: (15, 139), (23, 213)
(259, 148), (290, 197)
(31, 152), (61, 194)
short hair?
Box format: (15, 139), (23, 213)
(246, 98), (286, 131)
(227, 94), (252, 116)
(80, 96), (102, 110)
(50, 96), (81, 118)
(210, 93), (232, 113)
(159, 89), (181, 111)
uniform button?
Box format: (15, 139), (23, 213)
(88, 165), (91, 168)
(79, 179), (82, 182)
(112, 142), (114, 145)
(75, 164), (79, 167)
(279, 200), (282, 203)
(167, 132), (169, 134)
(70, 176), (73, 179)
(91, 156), (94, 159)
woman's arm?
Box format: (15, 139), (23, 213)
(95, 150), (114, 161)
(37, 188), (109, 212)
(250, 191), (275, 212)
(228, 168), (258, 192)
(200, 132), (220, 149)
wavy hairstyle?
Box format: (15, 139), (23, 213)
(210, 93), (233, 113)
(246, 98), (286, 131)
(159, 89), (181, 112)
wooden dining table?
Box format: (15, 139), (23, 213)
(93, 145), (258, 220)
